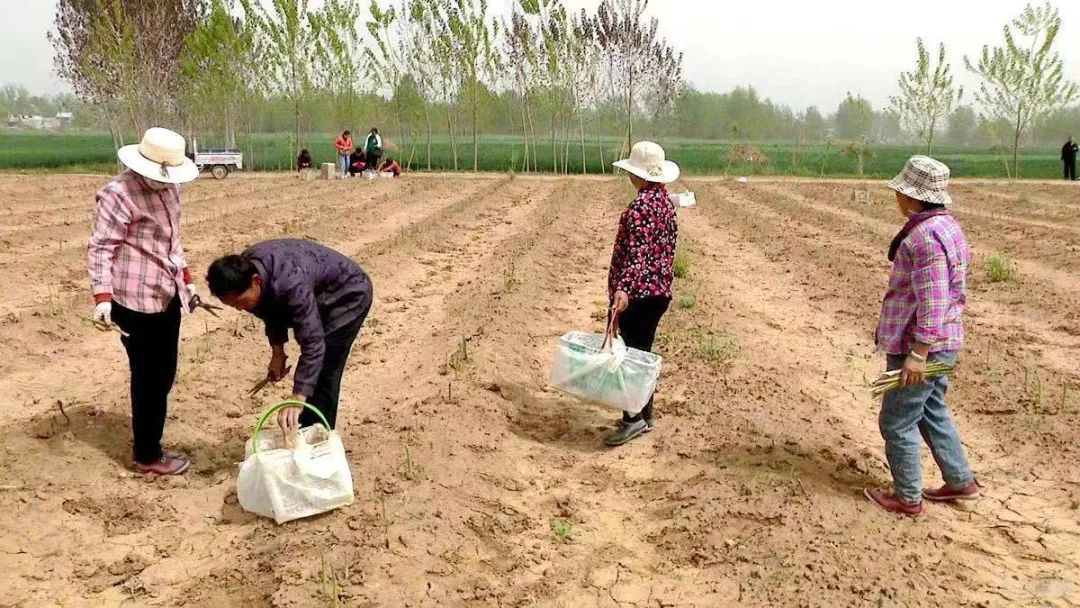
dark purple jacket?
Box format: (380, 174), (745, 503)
(246, 239), (373, 397)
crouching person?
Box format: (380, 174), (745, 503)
(207, 239), (373, 433)
(865, 156), (979, 517)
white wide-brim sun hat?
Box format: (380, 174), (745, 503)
(613, 141), (680, 184)
(117, 127), (200, 185)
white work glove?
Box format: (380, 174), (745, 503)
(93, 301), (113, 326)
(186, 283), (198, 300)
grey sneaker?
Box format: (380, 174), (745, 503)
(605, 419), (649, 447)
(617, 418), (654, 432)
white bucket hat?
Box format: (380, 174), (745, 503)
(888, 155), (952, 207)
(613, 141), (680, 184)
(117, 127), (199, 185)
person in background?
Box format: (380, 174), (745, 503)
(297, 149), (314, 172)
(348, 147), (367, 177)
(378, 157), (402, 177)
(603, 141), (680, 447)
(88, 127), (200, 476)
(1061, 136), (1077, 181)
(865, 155), (979, 517)
(207, 240), (373, 434)
(364, 128), (383, 173)
(334, 131), (353, 178)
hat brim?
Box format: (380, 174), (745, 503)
(888, 175), (952, 207)
(613, 159), (681, 184)
(118, 145), (200, 185)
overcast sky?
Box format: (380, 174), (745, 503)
(2, 0), (1079, 112)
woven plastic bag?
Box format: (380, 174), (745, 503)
(550, 326), (662, 415)
(237, 401), (354, 524)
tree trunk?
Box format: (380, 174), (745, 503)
(597, 129), (606, 174)
(624, 68), (634, 160)
(448, 107), (458, 171)
(551, 110), (557, 173)
(471, 80), (479, 172)
(519, 98), (530, 173)
(293, 97), (301, 172)
(563, 120), (572, 174)
(423, 102), (432, 171)
(579, 114), (587, 175)
(525, 101), (538, 173)
(1012, 107), (1022, 179)
(927, 117), (936, 156)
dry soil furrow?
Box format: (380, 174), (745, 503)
(683, 198), (1080, 606)
(0, 178), (501, 419)
(0, 177), (548, 607)
(952, 183), (1080, 219)
(705, 181), (1080, 473)
(434, 178), (707, 607)
(0, 175), (317, 234)
(747, 182), (1080, 375)
(792, 182), (1080, 290)
(0, 179), (347, 312)
(0, 177), (327, 257)
(766, 182), (1080, 297)
(171, 177), (562, 606)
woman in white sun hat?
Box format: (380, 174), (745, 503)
(604, 141), (680, 447)
(865, 155), (978, 517)
(88, 127), (201, 477)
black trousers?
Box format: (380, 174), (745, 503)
(299, 309), (369, 430)
(111, 296), (182, 464)
(612, 296), (670, 423)
(1065, 161), (1076, 181)
(366, 151), (382, 172)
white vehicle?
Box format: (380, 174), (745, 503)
(191, 138), (243, 179)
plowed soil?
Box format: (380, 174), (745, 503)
(1, 173), (1078, 607)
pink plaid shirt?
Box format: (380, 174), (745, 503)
(876, 212), (969, 354)
(88, 170), (191, 314)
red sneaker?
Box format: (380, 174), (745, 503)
(134, 454), (190, 476)
(864, 488), (924, 517)
(923, 480), (981, 502)
(131, 449), (187, 464)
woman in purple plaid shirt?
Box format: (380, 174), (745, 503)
(865, 156), (980, 517)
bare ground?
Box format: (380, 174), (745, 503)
(0, 173), (1078, 607)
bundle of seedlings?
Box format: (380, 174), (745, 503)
(870, 362), (956, 397)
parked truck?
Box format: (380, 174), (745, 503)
(190, 138), (243, 179)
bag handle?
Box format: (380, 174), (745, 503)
(251, 400), (332, 453)
(601, 310), (621, 351)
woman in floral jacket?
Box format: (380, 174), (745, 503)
(604, 141), (680, 447)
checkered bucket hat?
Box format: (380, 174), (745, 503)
(888, 155), (952, 206)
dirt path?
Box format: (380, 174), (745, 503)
(0, 174), (1078, 607)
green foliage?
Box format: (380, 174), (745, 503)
(986, 252), (1017, 283)
(673, 248), (690, 279)
(698, 329), (739, 365)
(181, 0), (257, 148)
(946, 105), (979, 145)
(552, 517), (573, 543)
(1, 132), (1074, 178)
(890, 38), (962, 154)
(965, 2), (1079, 177)
(835, 92), (873, 140)
(679, 295), (696, 309)
(240, 0), (319, 166)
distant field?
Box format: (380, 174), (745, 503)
(0, 130), (1067, 178)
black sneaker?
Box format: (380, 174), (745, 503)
(605, 419), (649, 447)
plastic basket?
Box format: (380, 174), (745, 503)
(550, 331), (662, 415)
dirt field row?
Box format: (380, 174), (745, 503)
(0, 173), (1078, 607)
